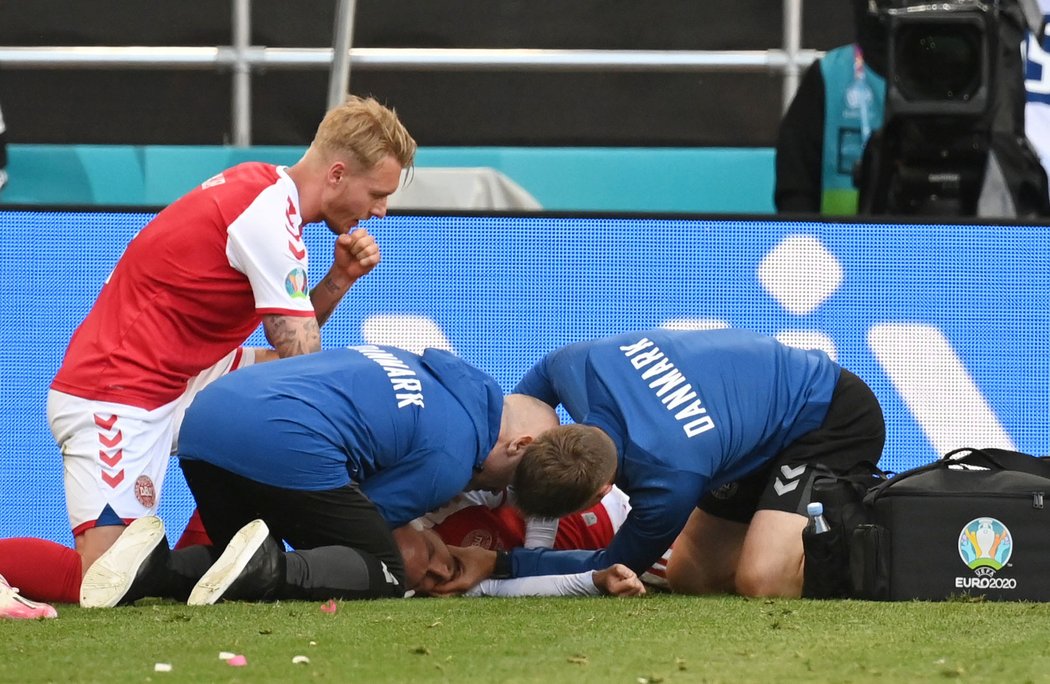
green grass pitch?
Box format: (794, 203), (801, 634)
(4, 594), (1050, 683)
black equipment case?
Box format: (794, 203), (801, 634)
(851, 448), (1050, 601)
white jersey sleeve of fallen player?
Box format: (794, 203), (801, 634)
(516, 484), (632, 548)
(601, 485), (631, 528)
(465, 572), (600, 598)
(418, 489), (508, 529)
(522, 516), (560, 548)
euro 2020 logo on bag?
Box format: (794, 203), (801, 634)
(956, 517), (1017, 591)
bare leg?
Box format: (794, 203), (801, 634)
(665, 508), (746, 595)
(734, 509), (808, 598)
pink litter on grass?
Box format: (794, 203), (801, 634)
(226, 655), (248, 667)
(320, 599), (338, 614)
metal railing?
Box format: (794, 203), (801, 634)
(0, 0), (820, 146)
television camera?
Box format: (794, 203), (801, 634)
(856, 0), (1045, 216)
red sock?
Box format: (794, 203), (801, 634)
(0, 538), (82, 604)
(174, 509), (213, 550)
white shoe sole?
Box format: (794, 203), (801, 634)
(188, 519), (270, 606)
(80, 516), (166, 608)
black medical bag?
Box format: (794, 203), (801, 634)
(850, 448), (1050, 601)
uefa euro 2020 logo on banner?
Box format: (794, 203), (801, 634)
(956, 517), (1017, 590)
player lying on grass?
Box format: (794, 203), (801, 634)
(418, 485), (670, 596)
(81, 453), (664, 606)
(80, 481), (655, 607)
(1, 496), (655, 619)
(435, 328), (886, 599)
(78, 509), (646, 606)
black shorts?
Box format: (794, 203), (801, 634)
(179, 460), (405, 584)
(697, 368), (886, 523)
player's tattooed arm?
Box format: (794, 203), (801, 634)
(262, 314), (322, 358)
(309, 229), (381, 327)
(309, 273), (349, 327)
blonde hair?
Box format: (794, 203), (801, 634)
(513, 424), (618, 518)
(311, 95), (416, 171)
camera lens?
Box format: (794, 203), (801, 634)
(894, 23), (982, 101)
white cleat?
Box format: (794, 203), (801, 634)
(188, 519), (278, 606)
(0, 573), (57, 620)
(80, 516), (168, 608)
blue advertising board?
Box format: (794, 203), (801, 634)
(0, 211), (1046, 544)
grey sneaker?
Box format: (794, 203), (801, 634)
(80, 516), (170, 608)
(188, 519), (284, 606)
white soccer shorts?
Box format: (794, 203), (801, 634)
(49, 348), (257, 535)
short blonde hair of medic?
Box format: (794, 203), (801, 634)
(312, 95), (417, 171)
(512, 424), (618, 519)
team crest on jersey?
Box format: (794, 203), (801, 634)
(134, 475), (156, 508)
(285, 267), (309, 299)
(461, 529), (494, 549)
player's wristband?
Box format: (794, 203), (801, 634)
(492, 550), (513, 579)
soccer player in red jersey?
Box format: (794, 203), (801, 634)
(0, 97), (417, 604)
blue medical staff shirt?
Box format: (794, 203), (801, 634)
(178, 345), (504, 527)
(510, 328), (840, 576)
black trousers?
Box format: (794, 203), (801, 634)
(179, 460), (405, 585)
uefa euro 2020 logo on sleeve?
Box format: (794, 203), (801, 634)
(285, 267), (309, 300)
(955, 517), (1017, 591)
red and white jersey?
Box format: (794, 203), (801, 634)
(422, 487), (629, 552)
(52, 163), (314, 410)
(423, 487), (672, 594)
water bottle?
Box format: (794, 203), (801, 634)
(806, 501), (831, 535)
(803, 500), (846, 598)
